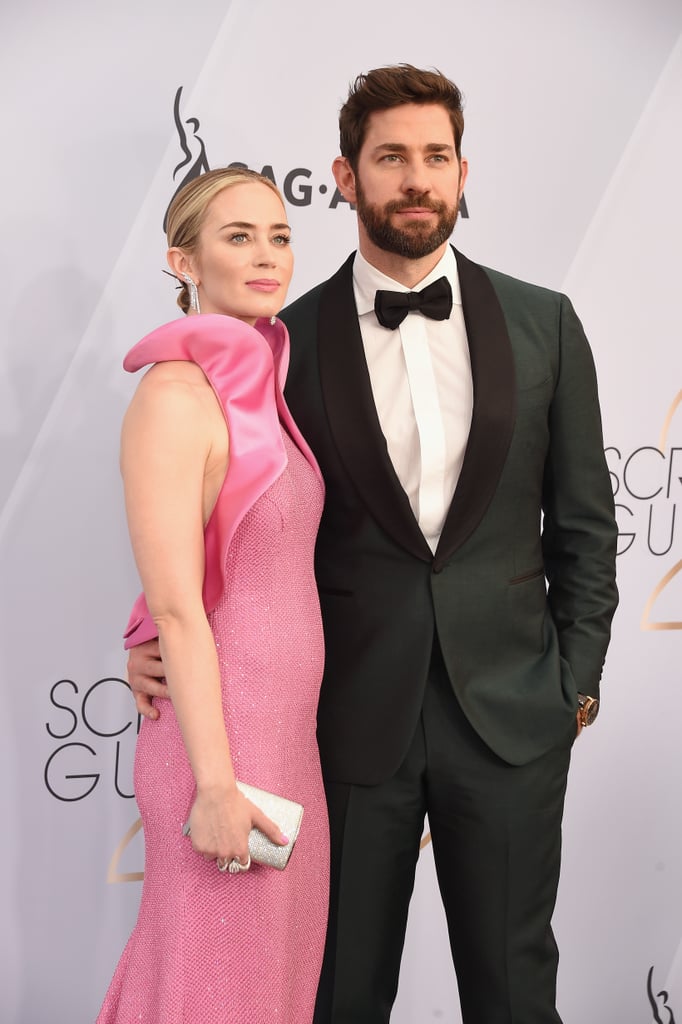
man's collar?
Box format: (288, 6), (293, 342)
(352, 246), (461, 316)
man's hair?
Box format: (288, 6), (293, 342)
(339, 64), (465, 169)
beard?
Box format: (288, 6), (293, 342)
(355, 181), (460, 259)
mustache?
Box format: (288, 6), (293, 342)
(384, 194), (448, 214)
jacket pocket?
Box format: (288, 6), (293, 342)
(508, 567), (545, 585)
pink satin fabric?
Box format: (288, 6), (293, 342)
(121, 313), (322, 649)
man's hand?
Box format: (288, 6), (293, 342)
(127, 638), (168, 719)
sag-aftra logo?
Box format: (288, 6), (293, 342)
(162, 86), (470, 227)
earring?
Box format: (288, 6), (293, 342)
(270, 315), (277, 325)
(182, 273), (201, 314)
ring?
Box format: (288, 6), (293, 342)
(228, 855), (251, 874)
(216, 857), (230, 872)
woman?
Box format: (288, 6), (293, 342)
(97, 168), (329, 1023)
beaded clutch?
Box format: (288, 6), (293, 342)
(236, 781), (304, 870)
(183, 782), (304, 871)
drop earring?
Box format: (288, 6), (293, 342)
(182, 274), (201, 314)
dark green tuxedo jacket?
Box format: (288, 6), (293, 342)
(281, 247), (618, 785)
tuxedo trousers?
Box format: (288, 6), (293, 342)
(313, 638), (573, 1024)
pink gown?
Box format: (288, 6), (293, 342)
(97, 315), (329, 1024)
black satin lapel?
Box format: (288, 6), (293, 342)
(318, 255), (432, 562)
(275, 389), (324, 484)
(434, 249), (517, 571)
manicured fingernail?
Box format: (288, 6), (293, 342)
(281, 833), (289, 844)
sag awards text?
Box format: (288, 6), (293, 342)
(607, 445), (681, 556)
(44, 677), (141, 802)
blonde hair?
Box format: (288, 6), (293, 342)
(166, 167), (284, 314)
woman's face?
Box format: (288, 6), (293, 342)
(181, 181), (293, 323)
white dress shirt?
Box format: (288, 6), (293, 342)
(352, 247), (473, 552)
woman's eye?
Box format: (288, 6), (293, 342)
(229, 233), (248, 243)
(273, 234), (291, 246)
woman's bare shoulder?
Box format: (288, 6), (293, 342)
(123, 360), (222, 443)
(139, 359), (211, 390)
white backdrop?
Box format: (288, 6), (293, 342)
(1, 1), (681, 1021)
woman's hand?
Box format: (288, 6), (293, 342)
(186, 784), (289, 866)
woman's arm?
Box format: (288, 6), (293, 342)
(121, 362), (285, 863)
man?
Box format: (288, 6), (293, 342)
(130, 65), (618, 1023)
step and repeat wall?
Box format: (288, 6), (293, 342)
(1, 1), (680, 1020)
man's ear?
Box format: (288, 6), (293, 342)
(458, 157), (469, 199)
(332, 156), (358, 205)
(167, 247), (199, 283)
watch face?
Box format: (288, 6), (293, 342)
(585, 704), (599, 725)
(580, 696), (599, 726)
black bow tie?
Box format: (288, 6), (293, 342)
(374, 276), (453, 330)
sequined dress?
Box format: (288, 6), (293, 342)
(97, 316), (329, 1024)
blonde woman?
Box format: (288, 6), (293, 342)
(97, 168), (328, 1024)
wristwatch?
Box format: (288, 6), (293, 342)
(577, 693), (600, 727)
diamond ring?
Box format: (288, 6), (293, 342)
(228, 855), (251, 874)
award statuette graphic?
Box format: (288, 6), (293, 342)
(162, 86), (210, 232)
(648, 965), (677, 1024)
(108, 818), (144, 884)
(641, 389), (682, 631)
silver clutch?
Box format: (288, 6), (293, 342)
(182, 782), (304, 871)
(236, 781), (304, 870)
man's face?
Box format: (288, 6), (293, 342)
(336, 103), (467, 262)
